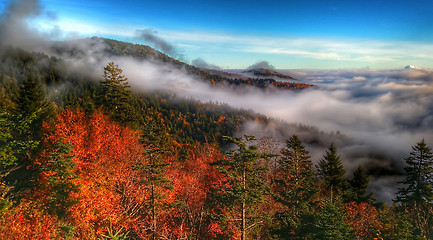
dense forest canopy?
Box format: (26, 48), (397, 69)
(1, 40), (433, 239)
(1, 0), (433, 238)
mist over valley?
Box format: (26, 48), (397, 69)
(1, 0), (433, 238)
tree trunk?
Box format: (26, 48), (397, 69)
(241, 162), (246, 240)
(152, 184), (156, 240)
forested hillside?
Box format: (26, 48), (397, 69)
(53, 37), (314, 91)
(1, 42), (433, 239)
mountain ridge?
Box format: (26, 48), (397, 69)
(243, 67), (297, 80)
(50, 37), (313, 91)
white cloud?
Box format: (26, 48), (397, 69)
(353, 76), (366, 81)
(36, 15), (433, 69)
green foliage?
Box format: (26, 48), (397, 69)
(0, 110), (40, 167)
(0, 47), (65, 88)
(3, 74), (53, 200)
(396, 139), (433, 205)
(272, 135), (317, 239)
(214, 135), (272, 239)
(134, 116), (174, 239)
(0, 111), (18, 170)
(58, 222), (76, 240)
(379, 205), (419, 240)
(317, 143), (347, 198)
(98, 62), (140, 128)
(100, 226), (130, 240)
(0, 108), (40, 199)
(11, 75), (54, 146)
(43, 140), (78, 218)
(298, 199), (353, 240)
(394, 139), (433, 239)
(348, 166), (375, 203)
(220, 135), (271, 205)
(275, 135), (317, 207)
(138, 114), (173, 193)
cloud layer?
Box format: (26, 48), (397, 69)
(117, 62), (433, 203)
(3, 0), (433, 204)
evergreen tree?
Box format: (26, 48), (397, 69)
(395, 139), (433, 239)
(272, 135), (317, 239)
(298, 198), (353, 240)
(135, 116), (172, 240)
(42, 140), (78, 218)
(317, 143), (347, 198)
(98, 62), (139, 128)
(13, 74), (53, 142)
(0, 111), (18, 171)
(379, 205), (418, 240)
(4, 74), (52, 199)
(348, 166), (374, 203)
(0, 110), (18, 211)
(215, 135), (272, 240)
(396, 139), (433, 205)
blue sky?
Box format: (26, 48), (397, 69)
(2, 0), (433, 69)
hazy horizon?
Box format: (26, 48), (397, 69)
(1, 0), (433, 69)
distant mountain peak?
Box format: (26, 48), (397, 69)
(404, 65), (420, 69)
(242, 68), (296, 80)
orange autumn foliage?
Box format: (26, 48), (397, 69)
(161, 144), (230, 239)
(47, 109), (143, 238)
(345, 201), (383, 239)
(2, 108), (241, 239)
(0, 201), (58, 240)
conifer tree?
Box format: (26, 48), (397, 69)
(396, 139), (433, 205)
(0, 111), (18, 171)
(298, 198), (353, 240)
(272, 135), (317, 238)
(214, 135), (271, 240)
(348, 166), (374, 203)
(317, 143), (347, 198)
(98, 62), (139, 128)
(395, 139), (433, 239)
(42, 140), (78, 218)
(5, 74), (52, 199)
(13, 74), (53, 142)
(136, 116), (172, 240)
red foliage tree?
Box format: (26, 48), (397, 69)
(161, 144), (232, 239)
(47, 109), (143, 238)
(0, 201), (59, 240)
(345, 201), (383, 239)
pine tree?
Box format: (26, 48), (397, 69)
(136, 116), (172, 240)
(348, 166), (374, 203)
(298, 198), (353, 240)
(0, 111), (18, 170)
(4, 74), (52, 199)
(395, 139), (433, 239)
(98, 62), (139, 128)
(317, 143), (347, 198)
(272, 135), (317, 239)
(13, 75), (53, 143)
(214, 135), (271, 240)
(42, 140), (78, 218)
(396, 139), (433, 205)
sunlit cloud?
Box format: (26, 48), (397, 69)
(35, 16), (433, 69)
